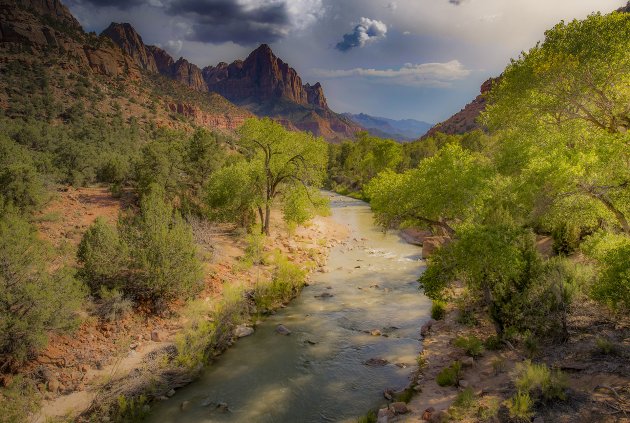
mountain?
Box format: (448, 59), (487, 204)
(343, 113), (432, 142)
(421, 78), (496, 140)
(101, 23), (361, 141)
(619, 2), (629, 12)
(0, 0), (251, 131)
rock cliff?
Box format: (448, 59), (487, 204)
(421, 78), (496, 139)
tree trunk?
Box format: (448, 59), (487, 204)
(263, 204), (271, 235)
(258, 207), (264, 234)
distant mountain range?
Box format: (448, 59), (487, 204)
(342, 113), (433, 142)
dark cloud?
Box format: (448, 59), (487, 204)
(166, 0), (289, 44)
(335, 17), (387, 52)
(449, 0), (469, 5)
(66, 0), (145, 11)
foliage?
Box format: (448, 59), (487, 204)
(506, 391), (534, 422)
(92, 287), (133, 322)
(514, 360), (567, 402)
(0, 212), (85, 369)
(77, 217), (128, 292)
(594, 337), (618, 355)
(454, 335), (485, 358)
(78, 188), (203, 310)
(112, 394), (150, 423)
(431, 300), (447, 320)
(0, 376), (40, 423)
(365, 143), (490, 234)
(254, 253), (307, 310)
(356, 410), (377, 423)
(449, 387), (477, 420)
(582, 232), (630, 312)
(436, 361), (462, 387)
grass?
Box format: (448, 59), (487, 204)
(594, 337), (618, 355)
(514, 360), (567, 401)
(484, 335), (503, 351)
(356, 410), (377, 423)
(449, 387), (477, 420)
(436, 361), (462, 387)
(431, 299), (447, 320)
(454, 335), (485, 358)
(506, 391), (534, 422)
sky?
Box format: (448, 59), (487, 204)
(65, 0), (626, 123)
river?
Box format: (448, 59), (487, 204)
(146, 194), (431, 422)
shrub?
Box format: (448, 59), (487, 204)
(449, 387), (477, 419)
(0, 163), (46, 213)
(506, 391), (534, 422)
(356, 410), (377, 423)
(121, 188), (203, 307)
(454, 335), (485, 358)
(0, 376), (40, 423)
(254, 253), (306, 310)
(0, 213), (85, 368)
(514, 361), (567, 402)
(436, 361), (462, 387)
(484, 335), (503, 351)
(77, 217), (127, 292)
(93, 287), (133, 322)
(594, 337), (618, 355)
(431, 300), (447, 320)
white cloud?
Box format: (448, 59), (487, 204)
(165, 39), (183, 54)
(387, 2), (398, 11)
(335, 17), (388, 51)
(313, 60), (471, 87)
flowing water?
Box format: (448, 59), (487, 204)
(147, 194), (431, 422)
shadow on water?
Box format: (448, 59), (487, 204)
(146, 193), (432, 423)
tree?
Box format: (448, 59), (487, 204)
(0, 212), (85, 370)
(365, 143), (491, 235)
(236, 118), (328, 235)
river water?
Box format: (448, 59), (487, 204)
(147, 194), (430, 422)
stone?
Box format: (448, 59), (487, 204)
(459, 380), (469, 388)
(364, 358), (389, 367)
(420, 319), (437, 337)
(370, 329), (382, 336)
(461, 356), (474, 367)
(389, 402), (410, 415)
(314, 292), (334, 298)
(422, 237), (450, 258)
(166, 389), (176, 397)
(180, 401), (191, 411)
(275, 324), (292, 335)
(429, 410), (449, 423)
(234, 325), (254, 338)
(383, 389), (394, 400)
(377, 407), (395, 423)
(216, 402), (229, 413)
(151, 329), (166, 342)
(533, 418), (544, 423)
(47, 378), (60, 393)
(422, 407), (435, 420)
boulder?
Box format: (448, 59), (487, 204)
(461, 356), (474, 368)
(422, 407), (435, 420)
(422, 237), (450, 258)
(420, 319), (437, 337)
(151, 329), (167, 342)
(377, 407), (395, 423)
(234, 325), (254, 338)
(180, 401), (190, 411)
(275, 324), (292, 335)
(364, 358), (389, 367)
(389, 402), (410, 415)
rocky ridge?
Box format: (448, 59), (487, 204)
(421, 78), (496, 140)
(100, 23), (360, 140)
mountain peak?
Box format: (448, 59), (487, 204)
(101, 22), (158, 73)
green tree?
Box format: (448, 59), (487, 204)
(0, 213), (85, 370)
(366, 143), (491, 235)
(237, 118), (328, 235)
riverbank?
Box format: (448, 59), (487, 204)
(27, 186), (349, 422)
(393, 284), (630, 423)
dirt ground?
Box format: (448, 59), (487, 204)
(25, 186), (349, 422)
(397, 288), (630, 423)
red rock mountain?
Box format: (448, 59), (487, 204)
(0, 0), (251, 131)
(100, 23), (359, 140)
(421, 78), (496, 139)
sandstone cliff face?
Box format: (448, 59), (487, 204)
(170, 57), (207, 92)
(201, 44), (324, 108)
(421, 78), (496, 139)
(101, 22), (158, 73)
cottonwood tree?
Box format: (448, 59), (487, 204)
(215, 118), (328, 235)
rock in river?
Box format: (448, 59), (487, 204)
(234, 325), (254, 338)
(364, 357), (389, 367)
(275, 324), (292, 335)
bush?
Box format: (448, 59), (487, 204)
(449, 387), (477, 419)
(121, 188), (204, 306)
(77, 217), (127, 292)
(0, 213), (85, 368)
(484, 335), (503, 351)
(506, 391), (534, 422)
(254, 253), (306, 310)
(431, 300), (447, 320)
(0, 376), (40, 423)
(93, 287), (133, 322)
(515, 360), (567, 402)
(436, 361), (462, 387)
(594, 337), (618, 355)
(454, 335), (485, 358)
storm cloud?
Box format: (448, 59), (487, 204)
(335, 17), (387, 51)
